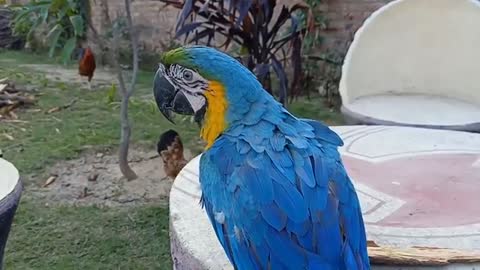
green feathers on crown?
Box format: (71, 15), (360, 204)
(160, 46), (216, 79)
(160, 47), (191, 67)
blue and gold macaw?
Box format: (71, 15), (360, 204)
(153, 46), (370, 270)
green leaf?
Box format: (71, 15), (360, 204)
(47, 24), (63, 57)
(239, 46), (249, 56)
(40, 6), (49, 23)
(106, 83), (118, 104)
(50, 0), (67, 13)
(61, 37), (77, 65)
(12, 8), (33, 23)
(69, 15), (84, 36)
(26, 15), (44, 42)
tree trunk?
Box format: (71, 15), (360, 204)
(118, 96), (137, 180)
(89, 0), (139, 180)
(116, 0), (139, 181)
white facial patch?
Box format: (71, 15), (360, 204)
(164, 64), (209, 113)
(183, 92), (206, 113)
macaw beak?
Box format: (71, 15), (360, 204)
(153, 72), (195, 124)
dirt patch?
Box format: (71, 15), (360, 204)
(20, 64), (119, 89)
(30, 149), (193, 207)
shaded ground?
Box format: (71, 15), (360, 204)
(30, 149), (192, 207)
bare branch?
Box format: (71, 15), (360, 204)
(124, 0), (139, 98)
(111, 11), (127, 96)
(114, 0), (138, 180)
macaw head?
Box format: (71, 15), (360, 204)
(153, 46), (265, 147)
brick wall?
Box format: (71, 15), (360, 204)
(318, 0), (393, 55)
(89, 0), (393, 57)
(89, 0), (179, 53)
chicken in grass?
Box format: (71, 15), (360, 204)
(157, 129), (188, 179)
(78, 47), (96, 90)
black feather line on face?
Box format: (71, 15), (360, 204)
(194, 103), (207, 127)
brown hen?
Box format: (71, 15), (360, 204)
(157, 129), (188, 179)
(78, 47), (96, 90)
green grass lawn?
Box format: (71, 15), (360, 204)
(8, 201), (171, 270)
(0, 49), (343, 269)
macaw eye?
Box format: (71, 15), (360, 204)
(183, 70), (193, 81)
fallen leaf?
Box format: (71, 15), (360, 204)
(2, 119), (29, 124)
(0, 84), (7, 92)
(2, 133), (14, 141)
(9, 111), (18, 119)
(42, 175), (58, 187)
(47, 107), (61, 114)
(46, 99), (78, 114)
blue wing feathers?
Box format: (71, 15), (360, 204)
(287, 218), (311, 237)
(269, 162), (296, 187)
(300, 180), (328, 220)
(301, 118), (344, 147)
(260, 202), (287, 231)
(312, 154), (329, 187)
(239, 164), (274, 204)
(270, 132), (286, 151)
(272, 182), (309, 223)
(294, 155), (316, 188)
(200, 110), (369, 269)
(236, 139), (251, 154)
(265, 227), (306, 269)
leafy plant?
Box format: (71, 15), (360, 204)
(159, 0), (315, 105)
(10, 0), (88, 63)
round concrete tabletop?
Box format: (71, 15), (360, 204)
(170, 125), (480, 270)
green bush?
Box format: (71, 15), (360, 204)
(10, 0), (89, 63)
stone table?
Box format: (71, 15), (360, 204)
(170, 126), (480, 269)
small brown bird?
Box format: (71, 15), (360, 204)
(157, 129), (188, 179)
(78, 46), (96, 90)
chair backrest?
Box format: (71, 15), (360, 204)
(339, 0), (480, 105)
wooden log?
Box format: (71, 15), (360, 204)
(368, 245), (480, 266)
(0, 94), (35, 105)
(0, 100), (13, 107)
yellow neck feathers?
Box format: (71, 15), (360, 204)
(200, 81), (228, 149)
